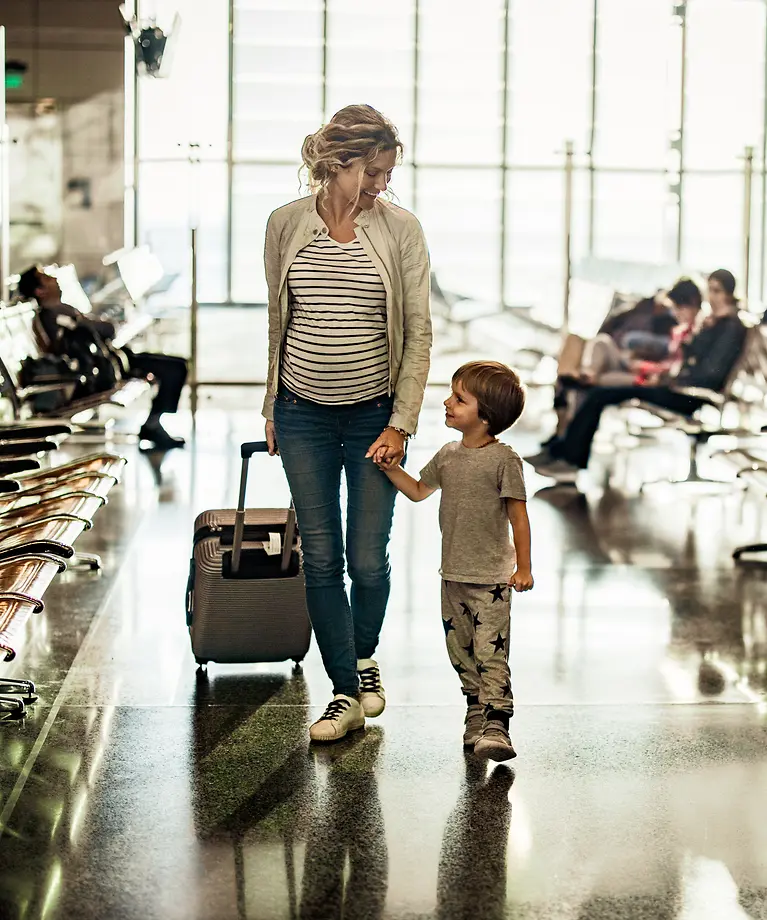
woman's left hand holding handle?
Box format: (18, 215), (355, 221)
(265, 420), (279, 456)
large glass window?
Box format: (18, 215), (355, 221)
(507, 0), (592, 167)
(132, 0), (767, 310)
(136, 0), (229, 160)
(684, 0), (765, 172)
(418, 1), (505, 166)
(231, 165), (302, 303)
(593, 0), (676, 170)
(505, 170), (590, 324)
(593, 173), (675, 265)
(418, 168), (502, 302)
(233, 1), (324, 162)
(326, 1), (416, 152)
(139, 162), (228, 304)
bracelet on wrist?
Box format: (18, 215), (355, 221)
(387, 426), (411, 440)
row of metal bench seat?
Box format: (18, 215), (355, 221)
(0, 423), (126, 718)
(0, 300), (152, 423)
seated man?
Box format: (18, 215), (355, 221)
(529, 269), (747, 482)
(18, 266), (187, 449)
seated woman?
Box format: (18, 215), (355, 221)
(530, 269), (747, 482)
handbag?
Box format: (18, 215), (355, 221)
(18, 354), (83, 412)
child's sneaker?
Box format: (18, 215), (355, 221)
(463, 703), (484, 747)
(309, 694), (365, 742)
(357, 658), (386, 717)
(474, 719), (517, 762)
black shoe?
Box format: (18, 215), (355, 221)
(138, 423), (186, 449)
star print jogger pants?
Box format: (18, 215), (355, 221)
(441, 581), (514, 716)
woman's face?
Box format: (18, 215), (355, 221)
(708, 277), (730, 313)
(331, 149), (397, 211)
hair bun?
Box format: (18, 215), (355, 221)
(300, 105), (403, 200)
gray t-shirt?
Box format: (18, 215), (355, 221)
(420, 440), (527, 584)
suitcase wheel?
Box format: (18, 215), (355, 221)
(292, 659), (303, 673)
(195, 658), (209, 670)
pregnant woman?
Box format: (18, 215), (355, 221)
(263, 104), (432, 742)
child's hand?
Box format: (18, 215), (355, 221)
(509, 568), (534, 592)
(372, 447), (399, 470)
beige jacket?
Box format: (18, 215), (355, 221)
(262, 195), (432, 434)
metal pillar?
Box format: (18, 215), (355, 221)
(321, 0), (328, 122)
(190, 225), (198, 417)
(411, 0), (421, 213)
(0, 27), (9, 303)
(562, 140), (575, 334)
(226, 0), (235, 303)
(743, 145), (755, 304)
(499, 0), (511, 308)
(675, 2), (688, 263)
(760, 14), (767, 302)
(587, 0), (599, 255)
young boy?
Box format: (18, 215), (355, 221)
(375, 361), (533, 761)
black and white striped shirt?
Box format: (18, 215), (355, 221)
(281, 237), (390, 405)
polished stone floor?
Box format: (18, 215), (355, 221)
(1, 382), (767, 920)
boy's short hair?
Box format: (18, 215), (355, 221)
(667, 278), (702, 309)
(452, 361), (526, 436)
(17, 266), (42, 301)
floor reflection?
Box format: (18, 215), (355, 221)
(300, 730), (387, 920)
(437, 760), (513, 920)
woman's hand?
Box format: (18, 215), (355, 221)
(365, 427), (406, 468)
(265, 420), (279, 456)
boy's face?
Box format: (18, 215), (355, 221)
(444, 379), (488, 435)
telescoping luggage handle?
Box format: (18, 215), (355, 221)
(231, 441), (296, 575)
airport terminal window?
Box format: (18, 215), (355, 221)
(593, 0), (675, 171)
(504, 170), (590, 323)
(684, 0), (765, 172)
(230, 165), (303, 304)
(136, 0), (228, 159)
(132, 0), (767, 308)
(506, 0), (592, 167)
(418, 1), (505, 167)
(139, 162), (228, 304)
(593, 173), (673, 266)
(233, 0), (324, 161)
(326, 1), (416, 153)
(418, 168), (502, 303)
(681, 173), (745, 276)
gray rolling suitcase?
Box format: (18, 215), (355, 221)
(186, 441), (312, 668)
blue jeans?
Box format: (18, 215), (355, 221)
(274, 387), (400, 697)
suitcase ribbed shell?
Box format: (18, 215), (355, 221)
(189, 508), (312, 664)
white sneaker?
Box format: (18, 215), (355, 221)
(309, 694), (365, 743)
(357, 658), (386, 717)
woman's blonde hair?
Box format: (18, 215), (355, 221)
(301, 104), (403, 205)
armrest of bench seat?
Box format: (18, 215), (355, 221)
(671, 386), (725, 407)
(0, 459), (41, 477)
(0, 440), (58, 458)
(0, 553), (67, 661)
(17, 453), (126, 484)
(0, 491), (105, 527)
(4, 473), (115, 505)
(0, 423), (72, 440)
